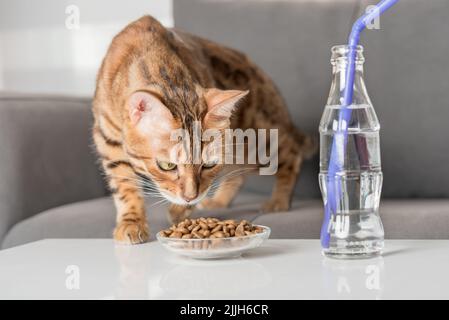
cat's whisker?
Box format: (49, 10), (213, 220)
(141, 191), (164, 196)
(105, 180), (163, 196)
(142, 194), (166, 201)
(215, 167), (255, 180)
(141, 184), (161, 191)
(147, 198), (169, 208)
(106, 174), (161, 192)
(142, 187), (162, 195)
(205, 168), (255, 197)
(140, 186), (162, 193)
(207, 167), (255, 193)
(142, 190), (162, 195)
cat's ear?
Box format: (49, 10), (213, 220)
(203, 88), (249, 129)
(128, 91), (175, 134)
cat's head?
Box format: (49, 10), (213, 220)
(123, 88), (248, 205)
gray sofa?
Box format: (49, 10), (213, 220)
(1, 0), (449, 249)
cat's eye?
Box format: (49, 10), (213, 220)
(202, 159), (218, 169)
(157, 160), (177, 171)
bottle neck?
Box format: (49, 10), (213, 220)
(327, 45), (372, 107)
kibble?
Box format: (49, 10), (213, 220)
(159, 218), (263, 239)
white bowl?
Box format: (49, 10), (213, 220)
(156, 225), (271, 259)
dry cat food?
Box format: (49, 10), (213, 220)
(160, 218), (264, 239)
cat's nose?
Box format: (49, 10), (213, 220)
(182, 188), (198, 203)
(183, 193), (198, 203)
(182, 176), (198, 203)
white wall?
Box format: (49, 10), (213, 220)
(0, 0), (173, 96)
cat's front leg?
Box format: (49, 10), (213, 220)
(93, 120), (149, 244)
(94, 138), (148, 244)
(109, 169), (149, 244)
(107, 164), (149, 244)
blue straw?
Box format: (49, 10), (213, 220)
(321, 0), (399, 248)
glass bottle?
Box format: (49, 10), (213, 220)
(319, 45), (384, 259)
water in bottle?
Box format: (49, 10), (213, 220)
(319, 45), (384, 259)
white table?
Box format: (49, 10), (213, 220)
(0, 239), (447, 299)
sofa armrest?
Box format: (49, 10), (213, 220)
(0, 92), (107, 243)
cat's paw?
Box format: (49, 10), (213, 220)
(168, 204), (194, 225)
(261, 198), (290, 213)
(197, 198), (227, 210)
(113, 221), (149, 245)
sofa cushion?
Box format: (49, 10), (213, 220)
(3, 193), (449, 249)
(252, 199), (449, 240)
(0, 92), (107, 243)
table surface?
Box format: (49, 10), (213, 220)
(0, 239), (447, 299)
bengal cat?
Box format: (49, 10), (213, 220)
(92, 16), (315, 244)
